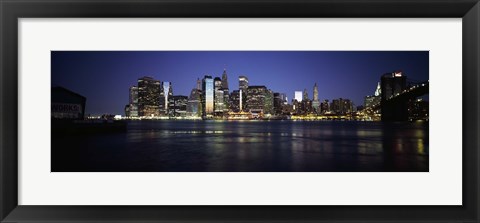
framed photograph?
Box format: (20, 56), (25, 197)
(1, 0), (479, 222)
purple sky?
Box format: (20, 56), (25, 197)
(51, 51), (428, 115)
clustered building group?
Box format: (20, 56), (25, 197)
(124, 69), (357, 120)
(124, 70), (428, 121)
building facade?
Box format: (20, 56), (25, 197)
(202, 75), (214, 118)
(137, 76), (161, 117)
(159, 81), (173, 116)
(381, 71), (408, 121)
(331, 98), (353, 115)
(246, 86), (268, 114)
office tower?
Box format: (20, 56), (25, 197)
(313, 83), (319, 101)
(137, 76), (161, 117)
(160, 81), (173, 116)
(230, 90), (241, 112)
(381, 71), (408, 121)
(202, 75), (214, 118)
(274, 93), (283, 115)
(303, 88), (309, 101)
(221, 70), (230, 113)
(381, 71), (406, 100)
(312, 83), (320, 113)
(264, 89), (274, 115)
(320, 99), (329, 114)
(221, 69), (229, 90)
(331, 98), (353, 115)
(240, 89), (243, 111)
(214, 77), (224, 115)
(187, 88), (202, 117)
(171, 95), (188, 117)
(246, 86), (268, 114)
(302, 99), (313, 114)
(239, 76), (249, 93)
(294, 91), (302, 102)
(128, 86), (139, 117)
(239, 76), (248, 111)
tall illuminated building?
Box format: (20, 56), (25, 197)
(239, 75), (249, 93)
(294, 91), (303, 102)
(221, 69), (229, 90)
(264, 89), (274, 115)
(159, 81), (173, 116)
(214, 77), (224, 115)
(246, 86), (273, 115)
(303, 88), (309, 101)
(187, 88), (202, 117)
(128, 86), (139, 117)
(171, 95), (188, 117)
(230, 90), (241, 112)
(238, 75), (249, 112)
(221, 69), (230, 113)
(202, 75), (214, 118)
(375, 82), (381, 96)
(137, 76), (161, 117)
(273, 92), (285, 115)
(312, 83), (320, 113)
(320, 99), (330, 114)
(331, 98), (353, 115)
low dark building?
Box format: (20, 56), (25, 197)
(51, 86), (86, 119)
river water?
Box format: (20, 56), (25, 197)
(52, 120), (429, 172)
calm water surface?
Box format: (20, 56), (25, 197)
(52, 120), (429, 172)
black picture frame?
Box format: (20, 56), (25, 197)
(1, 0), (479, 222)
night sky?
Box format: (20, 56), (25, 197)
(51, 51), (429, 115)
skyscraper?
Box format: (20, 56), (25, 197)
(230, 90), (241, 112)
(331, 98), (353, 115)
(221, 69), (229, 90)
(159, 81), (173, 116)
(313, 83), (319, 101)
(381, 71), (408, 121)
(214, 77), (224, 115)
(294, 91), (303, 102)
(128, 86), (139, 117)
(187, 88), (202, 117)
(303, 88), (309, 101)
(246, 86), (271, 115)
(221, 69), (230, 113)
(202, 75), (214, 118)
(171, 95), (188, 117)
(375, 82), (381, 97)
(239, 75), (249, 93)
(137, 76), (161, 117)
(312, 83), (320, 113)
(273, 92), (284, 115)
(264, 89), (274, 115)
(238, 76), (248, 111)
(381, 71), (406, 100)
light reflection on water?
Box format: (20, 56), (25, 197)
(53, 120), (429, 172)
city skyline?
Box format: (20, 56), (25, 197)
(51, 51), (429, 115)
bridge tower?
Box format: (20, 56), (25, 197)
(381, 71), (408, 121)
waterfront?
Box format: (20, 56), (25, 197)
(52, 120), (428, 172)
